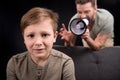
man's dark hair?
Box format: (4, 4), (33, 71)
(75, 0), (97, 6)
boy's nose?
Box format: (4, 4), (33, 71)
(35, 37), (42, 46)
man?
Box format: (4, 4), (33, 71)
(59, 0), (114, 51)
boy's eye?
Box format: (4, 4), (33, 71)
(27, 34), (34, 38)
(42, 34), (49, 37)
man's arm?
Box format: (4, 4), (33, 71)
(81, 29), (110, 50)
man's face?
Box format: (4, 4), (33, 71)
(76, 2), (97, 22)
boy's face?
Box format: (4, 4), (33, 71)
(76, 2), (97, 22)
(23, 18), (58, 59)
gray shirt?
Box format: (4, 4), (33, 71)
(68, 9), (114, 47)
(7, 49), (75, 80)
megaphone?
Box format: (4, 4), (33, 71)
(70, 18), (89, 35)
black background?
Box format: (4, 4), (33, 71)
(0, 0), (120, 79)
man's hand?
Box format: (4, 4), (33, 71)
(59, 23), (73, 42)
(81, 29), (90, 40)
(59, 23), (76, 46)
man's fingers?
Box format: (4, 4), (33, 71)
(62, 23), (67, 29)
(60, 28), (64, 31)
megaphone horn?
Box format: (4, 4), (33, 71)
(70, 18), (89, 35)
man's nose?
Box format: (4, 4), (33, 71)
(80, 13), (87, 19)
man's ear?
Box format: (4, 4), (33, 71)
(95, 4), (97, 10)
(53, 31), (58, 43)
(93, 4), (97, 13)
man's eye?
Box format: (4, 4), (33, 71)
(85, 11), (90, 14)
(78, 11), (82, 14)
